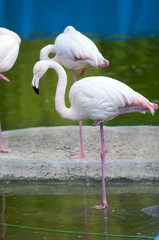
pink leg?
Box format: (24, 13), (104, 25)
(0, 122), (12, 153)
(92, 120), (104, 126)
(0, 74), (10, 82)
(78, 59), (109, 77)
(71, 69), (77, 83)
(119, 105), (158, 115)
(92, 123), (108, 209)
(78, 66), (94, 77)
(70, 70), (84, 159)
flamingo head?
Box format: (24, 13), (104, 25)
(64, 26), (75, 33)
(32, 60), (49, 95)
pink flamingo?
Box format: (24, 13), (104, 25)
(32, 60), (158, 208)
(0, 27), (21, 152)
(40, 26), (109, 158)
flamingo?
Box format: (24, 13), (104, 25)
(0, 81), (11, 153)
(0, 27), (21, 152)
(40, 26), (109, 158)
(32, 60), (158, 208)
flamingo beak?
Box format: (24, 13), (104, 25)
(32, 74), (40, 95)
(32, 86), (39, 95)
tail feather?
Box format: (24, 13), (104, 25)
(133, 92), (157, 115)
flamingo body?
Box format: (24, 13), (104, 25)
(32, 60), (156, 122)
(0, 28), (21, 152)
(68, 76), (156, 121)
(54, 26), (109, 70)
(0, 28), (21, 76)
(40, 26), (109, 71)
(40, 26), (109, 158)
(32, 60), (158, 208)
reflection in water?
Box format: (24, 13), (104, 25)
(1, 194), (7, 240)
(0, 184), (159, 239)
(83, 194), (90, 240)
(103, 208), (108, 240)
(83, 193), (108, 240)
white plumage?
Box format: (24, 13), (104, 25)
(32, 60), (158, 208)
(32, 60), (157, 122)
(0, 27), (21, 152)
(40, 26), (109, 71)
(0, 28), (21, 76)
(70, 76), (155, 120)
(39, 26), (109, 158)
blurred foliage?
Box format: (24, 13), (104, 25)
(0, 37), (159, 130)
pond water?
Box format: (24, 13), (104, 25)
(0, 36), (159, 131)
(0, 183), (159, 240)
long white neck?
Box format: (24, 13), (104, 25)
(44, 61), (71, 119)
(40, 44), (55, 60)
(40, 44), (61, 64)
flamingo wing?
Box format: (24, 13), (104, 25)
(0, 35), (20, 72)
(69, 77), (121, 120)
(54, 27), (104, 69)
(69, 76), (155, 121)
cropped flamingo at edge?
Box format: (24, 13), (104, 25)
(32, 60), (158, 208)
(40, 26), (109, 158)
(0, 27), (21, 152)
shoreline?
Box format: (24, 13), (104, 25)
(0, 126), (159, 183)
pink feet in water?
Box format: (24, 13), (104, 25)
(92, 203), (108, 209)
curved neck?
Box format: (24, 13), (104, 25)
(40, 44), (61, 64)
(40, 44), (55, 60)
(45, 61), (71, 119)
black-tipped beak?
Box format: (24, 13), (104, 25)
(32, 86), (39, 95)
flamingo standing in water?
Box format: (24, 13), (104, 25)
(32, 60), (158, 208)
(40, 26), (109, 158)
(0, 27), (21, 152)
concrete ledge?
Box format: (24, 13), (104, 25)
(0, 126), (159, 183)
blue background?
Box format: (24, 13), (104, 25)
(0, 0), (159, 39)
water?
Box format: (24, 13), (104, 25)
(0, 37), (159, 131)
(0, 183), (159, 240)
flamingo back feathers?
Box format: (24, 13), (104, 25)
(130, 92), (156, 115)
(54, 26), (107, 69)
(69, 76), (158, 121)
